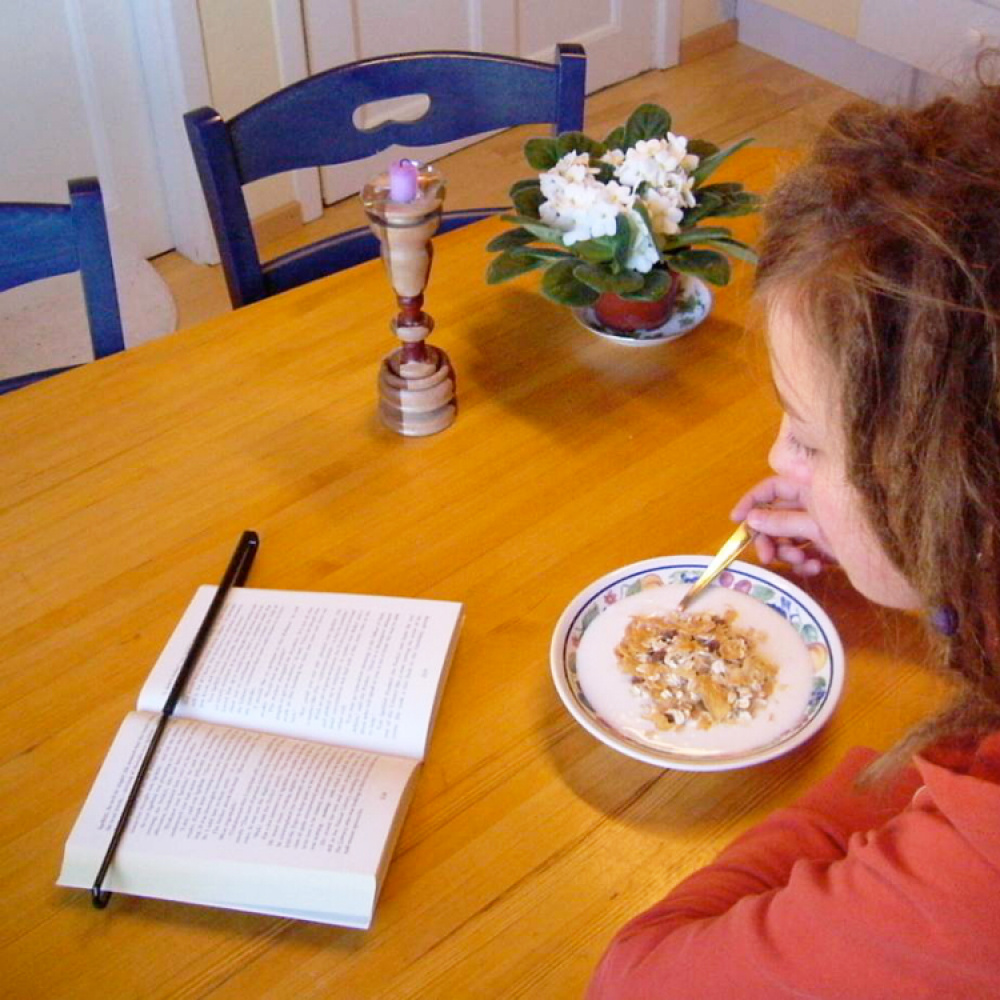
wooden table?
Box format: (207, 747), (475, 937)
(0, 150), (947, 999)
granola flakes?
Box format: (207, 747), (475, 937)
(614, 607), (778, 732)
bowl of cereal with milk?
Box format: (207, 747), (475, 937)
(551, 557), (844, 770)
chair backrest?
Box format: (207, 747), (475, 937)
(0, 177), (125, 393)
(186, 44), (586, 308)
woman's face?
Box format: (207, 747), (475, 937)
(766, 301), (921, 610)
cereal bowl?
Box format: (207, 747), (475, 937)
(550, 556), (845, 771)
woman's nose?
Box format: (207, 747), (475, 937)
(768, 419), (810, 484)
(768, 416), (791, 474)
(768, 436), (791, 477)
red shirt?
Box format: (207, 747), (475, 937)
(587, 733), (1000, 1000)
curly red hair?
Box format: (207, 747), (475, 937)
(756, 73), (1000, 772)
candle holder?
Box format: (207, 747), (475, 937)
(361, 161), (456, 437)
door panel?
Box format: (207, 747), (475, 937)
(302, 0), (663, 207)
(520, 0), (613, 56)
(355, 0), (475, 53)
(1, 0), (173, 257)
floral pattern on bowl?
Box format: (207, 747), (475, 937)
(572, 274), (712, 345)
(552, 557), (845, 771)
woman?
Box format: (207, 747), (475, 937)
(588, 82), (1000, 999)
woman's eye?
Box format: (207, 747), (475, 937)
(786, 431), (818, 459)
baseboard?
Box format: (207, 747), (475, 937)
(736, 0), (925, 103)
(680, 19), (738, 64)
(252, 201), (304, 248)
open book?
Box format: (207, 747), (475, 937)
(58, 586), (463, 928)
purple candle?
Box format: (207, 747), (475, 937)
(388, 159), (419, 203)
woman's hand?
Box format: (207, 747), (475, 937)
(730, 477), (835, 577)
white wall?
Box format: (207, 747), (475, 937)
(682, 0), (735, 37)
(737, 0), (919, 101)
(738, 0), (996, 103)
(753, 0), (860, 38)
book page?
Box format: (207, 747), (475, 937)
(57, 713), (418, 927)
(137, 587), (462, 759)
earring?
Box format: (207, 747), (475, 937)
(930, 605), (958, 636)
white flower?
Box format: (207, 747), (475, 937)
(624, 210), (660, 273)
(538, 151), (636, 246)
(611, 135), (700, 192)
(535, 131), (700, 262)
(539, 150), (598, 194)
(600, 148), (625, 170)
(642, 187), (687, 238)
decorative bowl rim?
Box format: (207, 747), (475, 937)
(550, 555), (846, 771)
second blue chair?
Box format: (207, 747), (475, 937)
(185, 44), (586, 309)
(0, 177), (124, 395)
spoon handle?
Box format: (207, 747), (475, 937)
(678, 521), (757, 611)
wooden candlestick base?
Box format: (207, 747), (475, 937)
(362, 162), (454, 436)
(377, 344), (456, 437)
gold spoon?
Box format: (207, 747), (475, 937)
(677, 520), (757, 612)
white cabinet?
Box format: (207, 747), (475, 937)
(859, 0), (1000, 78)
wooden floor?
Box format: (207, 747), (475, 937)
(154, 42), (856, 329)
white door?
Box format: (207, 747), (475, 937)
(0, 0), (177, 377)
(1, 0), (173, 257)
(299, 0), (668, 206)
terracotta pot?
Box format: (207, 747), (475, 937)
(593, 270), (681, 333)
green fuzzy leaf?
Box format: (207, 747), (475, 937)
(510, 246), (574, 261)
(620, 267), (674, 302)
(571, 237), (616, 264)
(698, 238), (759, 264)
(508, 178), (541, 198)
(665, 248), (732, 286)
(573, 262), (644, 294)
(500, 215), (566, 246)
(612, 213), (634, 270)
(603, 125), (625, 150)
(682, 191), (724, 225)
(661, 226), (736, 251)
(541, 259), (600, 306)
(687, 138), (720, 159)
(696, 182), (745, 197)
(486, 251), (547, 285)
(631, 200), (662, 262)
(486, 227), (537, 252)
(623, 104), (672, 148)
(697, 191), (763, 219)
(512, 184), (545, 219)
(692, 137), (754, 187)
(556, 131), (606, 159)
(525, 137), (560, 170)
(594, 161), (616, 184)
(632, 199), (656, 239)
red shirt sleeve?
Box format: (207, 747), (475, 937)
(587, 747), (1000, 1000)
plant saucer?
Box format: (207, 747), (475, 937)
(571, 274), (713, 345)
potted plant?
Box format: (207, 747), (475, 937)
(485, 104), (760, 336)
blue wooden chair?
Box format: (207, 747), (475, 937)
(0, 177), (125, 394)
(185, 44), (586, 308)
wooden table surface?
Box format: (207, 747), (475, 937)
(0, 149), (948, 999)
